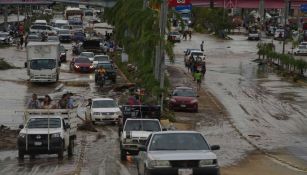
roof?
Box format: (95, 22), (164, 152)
(27, 42), (60, 46)
(126, 118), (160, 121)
(175, 86), (193, 90)
(34, 20), (47, 23)
(97, 61), (112, 64)
(92, 98), (114, 101)
(54, 19), (68, 23)
(153, 131), (200, 134)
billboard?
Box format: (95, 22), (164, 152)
(168, 0), (191, 7)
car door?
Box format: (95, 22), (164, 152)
(138, 134), (152, 174)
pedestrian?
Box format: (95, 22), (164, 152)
(41, 95), (54, 109)
(200, 41), (204, 52)
(25, 34), (28, 48)
(201, 60), (206, 79)
(188, 30), (192, 40)
(86, 98), (92, 107)
(66, 93), (74, 109)
(58, 94), (68, 109)
(27, 93), (41, 109)
(20, 35), (24, 49)
(194, 70), (202, 90)
(183, 31), (187, 40)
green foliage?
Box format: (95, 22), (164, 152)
(257, 43), (307, 76)
(105, 0), (172, 96)
(192, 7), (233, 37)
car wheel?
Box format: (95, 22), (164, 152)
(68, 139), (74, 157)
(144, 166), (151, 175)
(18, 150), (24, 160)
(120, 148), (127, 161)
(58, 148), (64, 160)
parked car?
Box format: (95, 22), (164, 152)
(27, 34), (41, 42)
(89, 98), (122, 124)
(266, 26), (276, 36)
(58, 29), (72, 42)
(0, 32), (12, 45)
(184, 49), (201, 66)
(95, 61), (117, 83)
(92, 54), (110, 67)
(294, 45), (307, 56)
(59, 45), (67, 62)
(248, 30), (260, 40)
(274, 28), (285, 40)
(33, 20), (47, 26)
(167, 31), (181, 42)
(137, 131), (220, 175)
(169, 86), (198, 112)
(70, 57), (95, 73)
(79, 52), (95, 62)
(29, 25), (57, 35)
(47, 35), (60, 42)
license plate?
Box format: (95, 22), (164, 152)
(34, 142), (42, 146)
(178, 169), (193, 175)
(180, 104), (186, 108)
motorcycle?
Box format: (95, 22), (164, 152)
(72, 44), (80, 55)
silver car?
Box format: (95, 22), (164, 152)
(137, 131), (220, 175)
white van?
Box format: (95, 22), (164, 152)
(34, 20), (47, 26)
(52, 19), (69, 31)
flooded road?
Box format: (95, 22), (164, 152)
(171, 33), (307, 173)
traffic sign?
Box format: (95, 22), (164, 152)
(175, 4), (192, 12)
(300, 4), (307, 12)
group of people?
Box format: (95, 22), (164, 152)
(182, 30), (192, 40)
(27, 93), (74, 109)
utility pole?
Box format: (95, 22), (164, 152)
(159, 0), (168, 111)
(282, 0), (289, 54)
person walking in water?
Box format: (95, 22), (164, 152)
(200, 41), (204, 52)
(194, 70), (202, 90)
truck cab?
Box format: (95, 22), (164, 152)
(17, 109), (77, 160)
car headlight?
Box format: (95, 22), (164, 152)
(51, 133), (61, 138)
(148, 160), (171, 168)
(74, 65), (80, 68)
(116, 111), (122, 116)
(170, 98), (176, 103)
(199, 159), (217, 167)
(123, 138), (132, 143)
(190, 99), (198, 104)
(19, 133), (26, 138)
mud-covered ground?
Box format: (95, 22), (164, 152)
(0, 30), (307, 175)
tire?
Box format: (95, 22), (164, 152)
(68, 139), (74, 157)
(18, 150), (24, 160)
(58, 143), (64, 160)
(120, 148), (127, 161)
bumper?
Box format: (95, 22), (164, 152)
(18, 138), (63, 155)
(74, 67), (95, 73)
(169, 102), (197, 111)
(147, 166), (220, 175)
(29, 78), (57, 82)
(248, 37), (259, 40)
(92, 115), (119, 122)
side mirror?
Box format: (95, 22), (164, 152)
(19, 124), (24, 129)
(211, 145), (220, 150)
(162, 128), (167, 131)
(138, 145), (147, 152)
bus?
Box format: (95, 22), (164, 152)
(64, 7), (83, 21)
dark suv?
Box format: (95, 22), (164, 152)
(95, 61), (117, 83)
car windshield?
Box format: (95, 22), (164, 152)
(48, 36), (58, 41)
(30, 59), (56, 70)
(84, 11), (93, 16)
(27, 118), (61, 128)
(92, 100), (117, 108)
(71, 25), (82, 29)
(149, 133), (210, 151)
(75, 58), (91, 63)
(173, 89), (196, 97)
(124, 120), (161, 132)
(61, 25), (70, 29)
(80, 52), (94, 57)
(191, 52), (203, 57)
(299, 45), (306, 49)
(59, 30), (70, 34)
(60, 46), (65, 52)
(94, 56), (109, 62)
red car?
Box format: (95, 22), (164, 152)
(70, 57), (95, 73)
(169, 87), (198, 112)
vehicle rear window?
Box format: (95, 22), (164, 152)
(27, 118), (61, 128)
(173, 89), (196, 97)
(124, 120), (161, 132)
(149, 133), (210, 151)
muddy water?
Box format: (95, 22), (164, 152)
(171, 33), (307, 172)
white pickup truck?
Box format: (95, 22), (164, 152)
(120, 118), (162, 161)
(17, 109), (78, 160)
